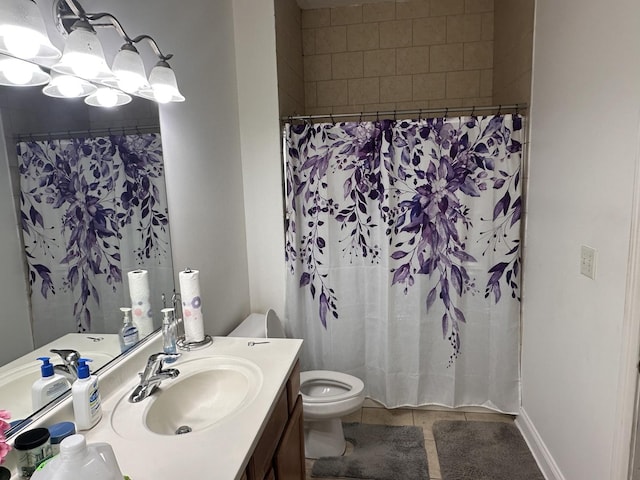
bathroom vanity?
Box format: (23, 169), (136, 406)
(2, 335), (304, 480)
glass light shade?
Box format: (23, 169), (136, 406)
(139, 62), (185, 103)
(52, 24), (113, 80)
(0, 57), (49, 86)
(84, 87), (131, 108)
(42, 72), (96, 98)
(0, 0), (61, 60)
(105, 45), (149, 94)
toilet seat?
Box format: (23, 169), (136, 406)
(300, 370), (364, 420)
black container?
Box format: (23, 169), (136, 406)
(13, 428), (52, 478)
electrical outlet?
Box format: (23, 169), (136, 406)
(580, 245), (597, 279)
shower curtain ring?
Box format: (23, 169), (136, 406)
(393, 109), (397, 121)
(445, 107), (449, 118)
(359, 111), (363, 123)
(498, 105), (503, 115)
(376, 111), (379, 121)
(330, 113), (335, 123)
(471, 105), (476, 117)
(418, 108), (422, 121)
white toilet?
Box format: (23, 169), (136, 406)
(229, 310), (365, 459)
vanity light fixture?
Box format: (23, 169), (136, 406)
(0, 57), (49, 86)
(0, 0), (184, 107)
(84, 87), (131, 108)
(43, 72), (96, 98)
(0, 0), (62, 61)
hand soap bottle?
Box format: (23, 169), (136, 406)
(71, 358), (102, 431)
(118, 307), (139, 353)
(161, 307), (177, 362)
(32, 357), (69, 410)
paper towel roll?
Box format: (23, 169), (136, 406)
(128, 269), (153, 338)
(179, 269), (205, 343)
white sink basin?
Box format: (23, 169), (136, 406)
(110, 355), (263, 438)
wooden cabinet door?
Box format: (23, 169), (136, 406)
(274, 395), (305, 480)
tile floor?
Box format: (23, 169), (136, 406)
(304, 399), (515, 480)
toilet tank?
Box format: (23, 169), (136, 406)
(228, 310), (286, 338)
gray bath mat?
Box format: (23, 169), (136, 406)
(311, 422), (429, 480)
(433, 420), (545, 480)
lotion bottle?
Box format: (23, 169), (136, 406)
(71, 358), (102, 431)
(118, 306), (139, 353)
(32, 357), (69, 411)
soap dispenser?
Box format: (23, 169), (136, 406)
(71, 358), (102, 431)
(118, 306), (139, 353)
(161, 307), (177, 362)
(32, 357), (69, 411)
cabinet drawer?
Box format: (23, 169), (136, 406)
(247, 387), (288, 480)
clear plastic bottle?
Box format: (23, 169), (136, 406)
(71, 359), (102, 431)
(118, 307), (139, 353)
(161, 307), (177, 363)
(32, 357), (70, 411)
(31, 434), (123, 480)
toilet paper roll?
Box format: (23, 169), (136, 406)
(128, 269), (153, 338)
(179, 269), (205, 343)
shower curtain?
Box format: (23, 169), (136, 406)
(18, 134), (173, 347)
(284, 114), (523, 413)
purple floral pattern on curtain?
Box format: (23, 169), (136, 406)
(18, 134), (169, 333)
(285, 115), (523, 364)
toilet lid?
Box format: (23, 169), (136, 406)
(300, 370), (364, 404)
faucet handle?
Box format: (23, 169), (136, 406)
(50, 349), (81, 367)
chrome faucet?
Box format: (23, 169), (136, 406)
(50, 349), (81, 382)
(129, 352), (181, 403)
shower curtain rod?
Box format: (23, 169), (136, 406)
(14, 124), (161, 142)
(282, 103), (527, 122)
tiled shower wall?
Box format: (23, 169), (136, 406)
(275, 0), (305, 116)
(301, 0), (495, 115)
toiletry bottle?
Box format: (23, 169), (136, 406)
(71, 358), (102, 431)
(161, 307), (178, 363)
(32, 357), (70, 411)
(118, 307), (139, 353)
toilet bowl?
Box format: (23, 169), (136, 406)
(229, 310), (365, 459)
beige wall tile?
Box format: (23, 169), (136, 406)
(413, 73), (447, 100)
(396, 46), (430, 75)
(315, 26), (347, 54)
(430, 98), (463, 109)
(364, 102), (397, 113)
(305, 106), (333, 116)
(461, 96), (493, 107)
(379, 20), (413, 48)
(430, 43), (463, 72)
(396, 100), (430, 111)
(331, 5), (362, 25)
(332, 51), (364, 79)
(465, 0), (494, 13)
(481, 12), (494, 40)
(317, 79), (348, 106)
(464, 41), (493, 70)
(446, 70), (480, 98)
(480, 68), (493, 97)
(396, 0), (430, 19)
(447, 14), (483, 43)
(430, 0), (464, 17)
(302, 29), (315, 55)
(363, 2), (396, 22)
(364, 49), (396, 77)
(305, 82), (317, 108)
(347, 23), (380, 51)
(412, 17), (447, 45)
(304, 54), (332, 81)
(302, 9), (330, 29)
(348, 77), (380, 104)
(380, 75), (413, 103)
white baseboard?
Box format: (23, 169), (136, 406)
(515, 407), (566, 480)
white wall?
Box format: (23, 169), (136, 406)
(521, 0), (640, 478)
(0, 113), (33, 365)
(233, 1), (287, 319)
(102, 0), (252, 335)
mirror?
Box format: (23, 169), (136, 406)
(0, 84), (174, 437)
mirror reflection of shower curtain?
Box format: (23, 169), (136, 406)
(18, 134), (173, 347)
(284, 115), (523, 413)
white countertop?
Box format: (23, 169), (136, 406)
(72, 336), (302, 480)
